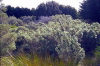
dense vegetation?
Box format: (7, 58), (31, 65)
(79, 0), (100, 23)
(6, 6), (34, 18)
(5, 0), (100, 23)
(0, 11), (100, 66)
(6, 1), (77, 19)
(0, 0), (100, 66)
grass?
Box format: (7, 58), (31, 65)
(1, 53), (100, 66)
(0, 54), (66, 66)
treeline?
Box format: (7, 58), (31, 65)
(6, 1), (77, 19)
(6, 0), (100, 23)
(6, 6), (34, 18)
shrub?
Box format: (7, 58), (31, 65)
(20, 16), (35, 24)
(0, 11), (8, 24)
(1, 14), (100, 65)
(38, 16), (52, 23)
(0, 24), (16, 56)
(8, 16), (24, 26)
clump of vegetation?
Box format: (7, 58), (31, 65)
(0, 54), (67, 66)
(0, 24), (16, 56)
(0, 7), (100, 65)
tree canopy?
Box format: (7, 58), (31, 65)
(6, 6), (34, 18)
(35, 1), (77, 19)
(5, 1), (78, 19)
(79, 0), (100, 23)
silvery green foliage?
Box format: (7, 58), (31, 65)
(52, 15), (100, 48)
(5, 14), (100, 63)
(38, 16), (52, 23)
(26, 15), (85, 62)
(0, 24), (16, 56)
(45, 15), (85, 62)
(47, 15), (100, 61)
(15, 26), (35, 40)
(0, 10), (8, 24)
(54, 31), (85, 63)
(20, 16), (34, 24)
(8, 16), (24, 26)
(13, 17), (85, 63)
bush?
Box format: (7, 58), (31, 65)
(0, 24), (16, 56)
(20, 16), (35, 24)
(8, 16), (24, 26)
(38, 16), (52, 23)
(1, 14), (100, 64)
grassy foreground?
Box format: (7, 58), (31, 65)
(0, 54), (68, 66)
(0, 54), (100, 66)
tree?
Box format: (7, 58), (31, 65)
(35, 1), (78, 19)
(6, 6), (14, 16)
(35, 3), (47, 19)
(79, 0), (100, 23)
(46, 1), (62, 16)
(35, 1), (62, 19)
(59, 5), (78, 19)
(5, 1), (77, 19)
(6, 6), (34, 18)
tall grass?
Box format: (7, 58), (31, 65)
(1, 54), (99, 66)
(1, 54), (67, 66)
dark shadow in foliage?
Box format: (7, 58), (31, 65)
(14, 36), (31, 54)
(30, 36), (59, 59)
(80, 30), (98, 57)
(14, 36), (59, 60)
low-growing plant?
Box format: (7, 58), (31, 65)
(1, 54), (66, 66)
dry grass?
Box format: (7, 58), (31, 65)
(0, 53), (100, 66)
(1, 54), (66, 66)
